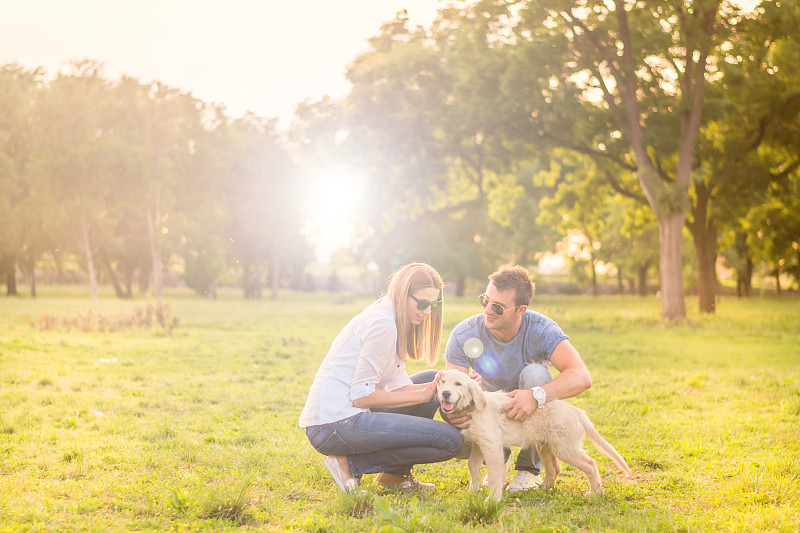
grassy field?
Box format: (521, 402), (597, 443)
(0, 288), (798, 532)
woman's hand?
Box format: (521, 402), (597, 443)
(418, 371), (441, 403)
(352, 372), (443, 409)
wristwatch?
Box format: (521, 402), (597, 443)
(531, 386), (546, 409)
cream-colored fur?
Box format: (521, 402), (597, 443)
(437, 369), (631, 501)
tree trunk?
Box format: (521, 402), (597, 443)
(696, 239), (717, 314)
(690, 224), (718, 314)
(657, 212), (686, 320)
(99, 248), (125, 298)
(122, 260), (134, 298)
(242, 257), (251, 298)
(638, 260), (650, 297)
(742, 255), (752, 297)
(243, 256), (260, 298)
(774, 268), (782, 296)
(78, 208), (98, 300)
(688, 183), (718, 313)
(139, 261), (151, 294)
(147, 205), (163, 299)
(2, 253), (18, 296)
(733, 233), (752, 298)
(54, 250), (66, 283)
(455, 274), (466, 297)
(254, 263), (262, 298)
(590, 254), (598, 296)
(269, 254), (279, 300)
(27, 251), (36, 298)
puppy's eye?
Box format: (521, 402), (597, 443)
(455, 382), (462, 386)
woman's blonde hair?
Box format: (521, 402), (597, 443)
(385, 262), (444, 365)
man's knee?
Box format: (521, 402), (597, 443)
(519, 363), (552, 389)
(410, 369), (438, 385)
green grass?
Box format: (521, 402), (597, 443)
(1, 288), (798, 532)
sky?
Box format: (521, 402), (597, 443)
(0, 0), (442, 126)
(2, 0), (761, 263)
(1, 1), (443, 262)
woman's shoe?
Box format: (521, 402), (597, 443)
(323, 456), (358, 493)
(376, 472), (435, 492)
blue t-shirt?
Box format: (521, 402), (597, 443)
(445, 311), (568, 392)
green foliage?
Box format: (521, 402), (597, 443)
(457, 491), (502, 525)
(29, 301), (179, 334)
(744, 175), (800, 288)
(4, 1), (800, 310)
(198, 475), (254, 524)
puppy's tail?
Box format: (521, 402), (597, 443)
(578, 410), (632, 476)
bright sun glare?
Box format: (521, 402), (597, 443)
(302, 167), (362, 263)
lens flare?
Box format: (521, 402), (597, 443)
(464, 337), (484, 359)
(475, 351), (501, 378)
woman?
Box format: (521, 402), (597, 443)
(299, 262), (463, 492)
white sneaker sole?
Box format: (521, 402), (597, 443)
(323, 456), (358, 493)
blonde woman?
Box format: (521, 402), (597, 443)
(299, 262), (462, 492)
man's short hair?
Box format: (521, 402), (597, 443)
(488, 265), (535, 307)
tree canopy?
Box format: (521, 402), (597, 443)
(2, 1), (798, 312)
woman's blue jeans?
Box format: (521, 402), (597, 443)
(304, 370), (463, 477)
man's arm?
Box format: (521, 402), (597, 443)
(502, 340), (592, 421)
(543, 339), (592, 400)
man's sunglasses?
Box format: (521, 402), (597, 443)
(479, 294), (520, 316)
(409, 294), (443, 311)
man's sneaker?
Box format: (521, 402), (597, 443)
(376, 472), (435, 492)
(482, 449), (514, 488)
(505, 470), (543, 492)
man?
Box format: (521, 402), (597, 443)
(441, 265), (592, 492)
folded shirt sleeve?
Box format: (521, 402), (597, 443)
(349, 317), (398, 402)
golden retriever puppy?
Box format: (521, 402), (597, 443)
(437, 369), (631, 501)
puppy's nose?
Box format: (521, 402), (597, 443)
(441, 391), (451, 400)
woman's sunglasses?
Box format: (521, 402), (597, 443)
(479, 294), (520, 316)
(409, 294), (443, 311)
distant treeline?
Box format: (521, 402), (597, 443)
(1, 1), (798, 315)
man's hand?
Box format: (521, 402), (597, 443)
(440, 404), (474, 429)
(501, 389), (537, 422)
(466, 372), (482, 384)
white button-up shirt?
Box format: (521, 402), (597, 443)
(299, 297), (412, 427)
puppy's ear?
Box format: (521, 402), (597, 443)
(467, 378), (487, 411)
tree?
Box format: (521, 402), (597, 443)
(504, 0), (740, 319)
(687, 0), (800, 311)
(222, 113), (302, 299)
(98, 76), (156, 298)
(33, 60), (116, 299)
(394, 210), (495, 297)
(344, 7), (521, 282)
(0, 64), (43, 296)
(140, 83), (208, 298)
(535, 151), (611, 295)
(744, 174), (800, 293)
